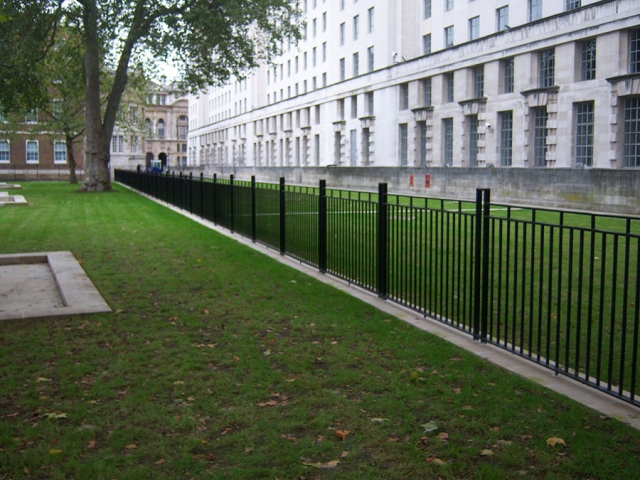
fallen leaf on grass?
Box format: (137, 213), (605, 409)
(335, 430), (350, 440)
(258, 400), (279, 407)
(480, 449), (494, 456)
(126, 444), (138, 450)
(36, 377), (52, 383)
(6, 412), (19, 418)
(421, 421), (438, 433)
(546, 437), (566, 447)
(302, 459), (340, 469)
(438, 432), (449, 442)
(341, 451), (349, 458)
(49, 449), (63, 455)
(370, 418), (389, 424)
(154, 459), (166, 465)
(43, 413), (67, 420)
(87, 439), (97, 449)
(426, 456), (446, 465)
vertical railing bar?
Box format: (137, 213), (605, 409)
(377, 183), (388, 299)
(618, 220), (632, 395)
(607, 236), (619, 391)
(279, 177), (286, 255)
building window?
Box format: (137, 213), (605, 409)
(399, 123), (408, 166)
(499, 111), (513, 166)
(130, 135), (139, 154)
(339, 58), (346, 81)
(443, 118), (453, 166)
(502, 58), (514, 93)
(539, 49), (555, 87)
(468, 115), (479, 166)
(340, 23), (345, 45)
(24, 109), (38, 124)
(444, 26), (454, 48)
(580, 39), (596, 81)
(157, 119), (165, 138)
(0, 140), (9, 163)
(363, 128), (371, 165)
(566, 0), (580, 10)
(323, 42), (327, 62)
(353, 52), (359, 76)
(399, 83), (409, 110)
(322, 72), (327, 87)
(312, 18), (317, 37)
(338, 98), (345, 120)
(145, 118), (152, 137)
(111, 135), (124, 154)
(422, 78), (432, 106)
(445, 72), (454, 102)
(473, 66), (484, 98)
(313, 76), (318, 90)
(575, 101), (594, 167)
(623, 97), (640, 167)
(322, 12), (327, 31)
(469, 16), (479, 41)
(445, 0), (453, 12)
(340, 0), (345, 10)
(424, 0), (431, 19)
(533, 107), (548, 167)
(497, 6), (509, 32)
(353, 15), (359, 40)
(529, 0), (542, 22)
(178, 125), (187, 140)
(367, 46), (374, 72)
(313, 47), (317, 66)
(423, 34), (431, 55)
(26, 140), (39, 163)
(630, 29), (640, 74)
(351, 95), (358, 119)
(54, 141), (66, 163)
(368, 7), (374, 33)
(366, 91), (374, 115)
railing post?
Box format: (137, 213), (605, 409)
(212, 173), (217, 224)
(179, 172), (183, 210)
(251, 175), (257, 242)
(473, 188), (490, 342)
(198, 172), (203, 218)
(230, 174), (235, 233)
(377, 183), (388, 299)
(279, 177), (286, 255)
(189, 172), (194, 214)
(319, 179), (327, 273)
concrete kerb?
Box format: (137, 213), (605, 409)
(118, 182), (640, 431)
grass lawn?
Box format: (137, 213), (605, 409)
(1, 182), (639, 479)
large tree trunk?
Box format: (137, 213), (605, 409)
(66, 135), (78, 184)
(80, 0), (112, 192)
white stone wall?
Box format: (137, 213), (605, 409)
(188, 0), (640, 170)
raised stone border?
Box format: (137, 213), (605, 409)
(0, 252), (111, 321)
(0, 183), (22, 189)
(0, 191), (27, 206)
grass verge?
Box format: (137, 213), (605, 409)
(0, 182), (639, 480)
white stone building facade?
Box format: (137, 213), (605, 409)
(188, 0), (640, 171)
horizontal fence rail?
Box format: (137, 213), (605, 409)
(115, 169), (640, 408)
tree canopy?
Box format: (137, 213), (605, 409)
(1, 0), (301, 191)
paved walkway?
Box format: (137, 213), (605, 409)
(121, 184), (640, 431)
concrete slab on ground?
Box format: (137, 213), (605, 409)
(0, 252), (111, 321)
(0, 191), (27, 206)
(0, 183), (22, 189)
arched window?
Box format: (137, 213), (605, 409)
(157, 119), (165, 138)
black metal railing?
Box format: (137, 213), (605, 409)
(115, 169), (640, 408)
